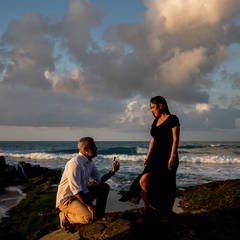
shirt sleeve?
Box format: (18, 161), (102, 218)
(170, 115), (180, 128)
(91, 162), (103, 184)
(66, 160), (84, 195)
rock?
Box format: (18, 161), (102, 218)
(40, 229), (79, 240)
(180, 179), (240, 212)
(101, 218), (131, 239)
(18, 161), (46, 179)
(0, 156), (6, 166)
(78, 222), (105, 239)
(0, 162), (62, 240)
(40, 212), (135, 240)
(2, 163), (240, 240)
(0, 156), (6, 193)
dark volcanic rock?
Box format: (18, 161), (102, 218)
(0, 161), (62, 240)
(0, 156), (6, 193)
(180, 179), (240, 212)
(40, 179), (240, 240)
(1, 160), (240, 240)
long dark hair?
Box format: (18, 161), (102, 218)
(150, 96), (171, 115)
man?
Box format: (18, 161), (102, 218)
(56, 137), (120, 228)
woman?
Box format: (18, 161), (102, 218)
(139, 96), (180, 219)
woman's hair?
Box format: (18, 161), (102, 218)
(150, 96), (171, 115)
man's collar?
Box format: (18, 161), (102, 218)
(78, 152), (91, 163)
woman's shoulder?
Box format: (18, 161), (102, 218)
(169, 114), (180, 126)
(170, 114), (179, 119)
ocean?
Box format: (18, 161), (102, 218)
(0, 141), (240, 190)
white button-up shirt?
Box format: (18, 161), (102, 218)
(56, 153), (102, 208)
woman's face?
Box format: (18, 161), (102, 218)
(150, 102), (162, 117)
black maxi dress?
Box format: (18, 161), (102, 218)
(122, 115), (180, 214)
(145, 115), (180, 213)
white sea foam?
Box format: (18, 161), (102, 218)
(209, 144), (222, 147)
(136, 146), (148, 154)
(1, 151), (240, 165)
(101, 154), (240, 164)
(0, 186), (26, 222)
(1, 152), (76, 161)
(99, 154), (144, 162)
(180, 155), (240, 164)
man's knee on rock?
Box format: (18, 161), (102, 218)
(80, 214), (93, 224)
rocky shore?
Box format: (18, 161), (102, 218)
(0, 157), (239, 240)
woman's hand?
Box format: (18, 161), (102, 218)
(168, 156), (174, 170)
(144, 157), (148, 166)
(168, 155), (179, 171)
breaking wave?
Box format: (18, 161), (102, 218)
(1, 151), (240, 164)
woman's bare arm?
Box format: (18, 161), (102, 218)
(144, 137), (154, 166)
(168, 126), (180, 170)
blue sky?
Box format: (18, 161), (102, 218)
(0, 0), (240, 141)
(0, 0), (145, 35)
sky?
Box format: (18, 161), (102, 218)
(1, 0), (240, 141)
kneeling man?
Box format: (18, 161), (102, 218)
(56, 137), (120, 228)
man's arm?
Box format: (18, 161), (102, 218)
(101, 160), (120, 183)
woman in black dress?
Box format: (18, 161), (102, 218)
(139, 96), (180, 219)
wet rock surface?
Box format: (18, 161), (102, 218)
(180, 179), (240, 212)
(41, 179), (240, 240)
(0, 158), (239, 240)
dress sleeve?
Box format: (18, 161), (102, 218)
(169, 115), (180, 128)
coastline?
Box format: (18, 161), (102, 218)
(0, 186), (26, 221)
(0, 160), (239, 240)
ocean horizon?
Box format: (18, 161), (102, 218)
(1, 140), (240, 191)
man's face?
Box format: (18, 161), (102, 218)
(84, 141), (97, 159)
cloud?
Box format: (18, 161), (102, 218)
(118, 99), (240, 132)
(144, 0), (240, 32)
(1, 0), (240, 134)
(195, 103), (213, 113)
(174, 103), (240, 130)
(1, 0), (240, 102)
(0, 0), (103, 98)
(54, 0), (103, 62)
(232, 96), (240, 106)
(158, 47), (207, 85)
(0, 83), (122, 128)
(104, 0), (240, 102)
(119, 100), (151, 127)
(44, 68), (97, 100)
(220, 69), (240, 88)
(0, 13), (54, 89)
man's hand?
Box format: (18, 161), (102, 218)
(112, 160), (120, 173)
(101, 160), (120, 183)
